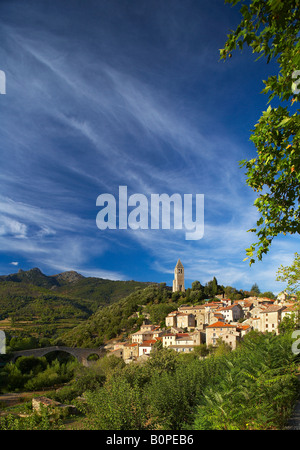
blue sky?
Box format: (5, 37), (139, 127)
(0, 0), (298, 294)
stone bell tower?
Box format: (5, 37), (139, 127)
(172, 259), (185, 293)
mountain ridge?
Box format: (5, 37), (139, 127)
(0, 267), (86, 288)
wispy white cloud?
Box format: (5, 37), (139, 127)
(0, 215), (27, 238)
(0, 0), (297, 293)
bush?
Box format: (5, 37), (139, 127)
(84, 375), (153, 430)
(193, 332), (299, 430)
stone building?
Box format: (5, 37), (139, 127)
(217, 304), (244, 323)
(166, 310), (195, 329)
(176, 312), (195, 329)
(259, 305), (285, 335)
(206, 321), (240, 349)
(172, 259), (185, 292)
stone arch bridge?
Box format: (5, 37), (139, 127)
(10, 346), (105, 367)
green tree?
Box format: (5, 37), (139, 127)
(211, 277), (218, 297)
(251, 283), (260, 296)
(146, 348), (178, 375)
(276, 252), (300, 297)
(192, 281), (201, 291)
(258, 291), (276, 300)
(221, 0), (300, 264)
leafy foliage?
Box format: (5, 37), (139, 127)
(221, 0), (300, 263)
(276, 252), (300, 296)
(1, 332), (298, 430)
(194, 332), (299, 429)
(79, 332), (299, 430)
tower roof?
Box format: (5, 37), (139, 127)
(175, 259), (184, 268)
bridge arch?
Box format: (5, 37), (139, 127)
(11, 346), (104, 367)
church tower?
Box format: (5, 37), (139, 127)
(172, 259), (185, 292)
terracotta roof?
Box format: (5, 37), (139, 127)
(181, 305), (205, 310)
(236, 324), (250, 330)
(140, 339), (156, 346)
(283, 305), (298, 312)
(260, 305), (284, 314)
(207, 321), (236, 328)
(218, 305), (237, 311)
(205, 302), (223, 307)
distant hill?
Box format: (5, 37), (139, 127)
(52, 270), (85, 285)
(0, 268), (153, 340)
(0, 267), (85, 289)
(0, 267), (60, 289)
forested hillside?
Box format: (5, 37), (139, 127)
(0, 268), (152, 347)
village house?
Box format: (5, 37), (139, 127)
(138, 339), (157, 357)
(249, 304), (267, 319)
(234, 299), (254, 318)
(248, 296), (275, 307)
(162, 333), (176, 347)
(164, 329), (204, 353)
(217, 304), (243, 322)
(165, 311), (179, 328)
(176, 312), (195, 329)
(131, 329), (154, 344)
(281, 304), (299, 321)
(251, 317), (260, 332)
(169, 343), (196, 353)
(220, 298), (232, 307)
(236, 323), (251, 338)
(259, 305), (286, 335)
(206, 321), (240, 350)
(131, 322), (163, 344)
(165, 311), (196, 330)
(204, 302), (224, 310)
(123, 342), (139, 362)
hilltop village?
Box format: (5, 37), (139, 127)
(107, 259), (298, 363)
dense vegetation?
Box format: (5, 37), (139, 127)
(1, 267), (295, 430)
(0, 331), (298, 430)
